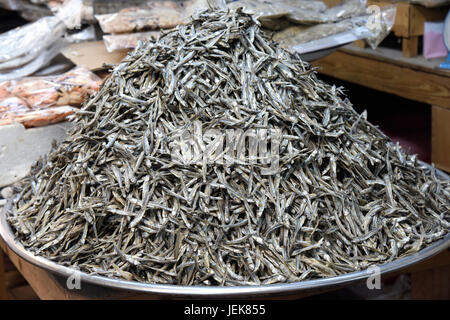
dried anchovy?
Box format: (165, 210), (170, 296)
(6, 8), (450, 286)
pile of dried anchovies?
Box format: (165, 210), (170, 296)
(6, 8), (449, 286)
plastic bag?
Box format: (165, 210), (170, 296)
(0, 105), (75, 128)
(47, 0), (94, 23)
(0, 0), (87, 81)
(273, 4), (397, 55)
(0, 38), (68, 82)
(0, 67), (101, 109)
(0, 20), (66, 71)
(54, 0), (84, 29)
(280, 0), (327, 12)
(364, 4), (396, 49)
(285, 0), (332, 25)
(323, 0), (367, 21)
(273, 19), (365, 48)
(96, 1), (186, 34)
(0, 67), (101, 127)
(0, 16), (65, 63)
(96, 0), (211, 34)
(227, 0), (292, 20)
(103, 31), (160, 52)
(286, 0), (367, 25)
(227, 0), (367, 25)
(96, 8), (184, 34)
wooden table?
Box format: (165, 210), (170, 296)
(313, 45), (450, 172)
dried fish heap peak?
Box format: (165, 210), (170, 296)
(7, 8), (450, 286)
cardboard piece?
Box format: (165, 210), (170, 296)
(62, 41), (129, 71)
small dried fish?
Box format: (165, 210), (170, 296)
(6, 7), (450, 287)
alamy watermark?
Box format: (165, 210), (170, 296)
(366, 5), (383, 31)
(366, 265), (381, 290)
(169, 121), (281, 175)
(66, 270), (81, 290)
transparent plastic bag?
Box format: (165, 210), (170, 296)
(286, 0), (367, 25)
(95, 0), (211, 34)
(47, 0), (94, 23)
(0, 0), (86, 80)
(96, 8), (184, 34)
(0, 16), (65, 63)
(227, 0), (290, 20)
(281, 0), (327, 12)
(273, 17), (367, 48)
(0, 38), (67, 82)
(228, 0), (367, 25)
(0, 67), (101, 109)
(0, 67), (101, 127)
(323, 0), (367, 21)
(55, 0), (84, 29)
(103, 31), (160, 52)
(0, 105), (75, 128)
(80, 0), (95, 22)
(364, 4), (397, 49)
(96, 1), (186, 34)
(273, 4), (397, 55)
(227, 0), (327, 24)
(0, 20), (66, 71)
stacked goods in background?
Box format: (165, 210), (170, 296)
(0, 0), (397, 128)
(0, 67), (101, 127)
(97, 0), (396, 53)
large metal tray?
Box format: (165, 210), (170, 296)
(1, 162), (449, 299)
